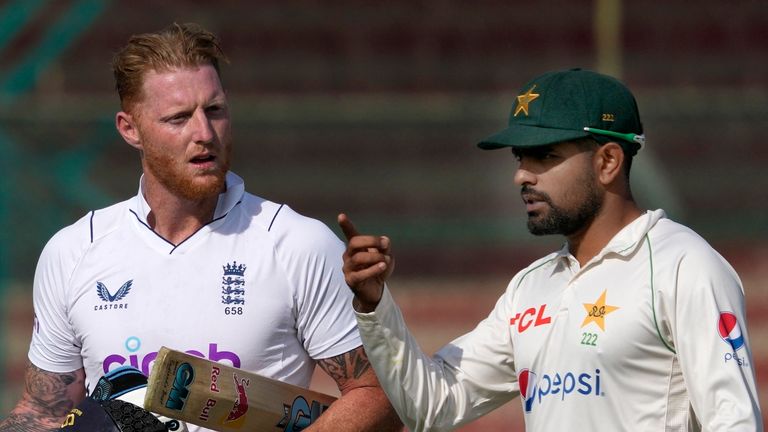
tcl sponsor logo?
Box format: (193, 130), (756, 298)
(510, 305), (552, 333)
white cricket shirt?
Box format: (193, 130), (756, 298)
(356, 210), (762, 431)
(29, 172), (360, 431)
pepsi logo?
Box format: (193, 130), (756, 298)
(718, 312), (744, 351)
(518, 369), (537, 412)
(517, 368), (602, 413)
(518, 369), (536, 401)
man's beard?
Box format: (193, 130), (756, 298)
(523, 179), (603, 237)
(143, 143), (231, 202)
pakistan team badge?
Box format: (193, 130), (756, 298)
(222, 262), (246, 312)
(579, 289), (619, 348)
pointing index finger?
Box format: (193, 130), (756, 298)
(337, 213), (360, 242)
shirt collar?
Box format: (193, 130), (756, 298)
(600, 209), (666, 256)
(555, 209), (667, 265)
(131, 171), (245, 224)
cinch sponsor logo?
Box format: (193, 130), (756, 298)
(518, 368), (604, 413)
(102, 337), (241, 376)
(510, 305), (551, 333)
(718, 312), (749, 366)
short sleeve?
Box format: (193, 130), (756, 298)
(269, 207), (361, 359)
(28, 223), (88, 373)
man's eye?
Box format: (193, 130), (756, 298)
(533, 150), (557, 160)
(206, 105), (227, 117)
(167, 115), (188, 125)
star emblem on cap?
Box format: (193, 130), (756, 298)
(581, 289), (619, 331)
(514, 85), (540, 117)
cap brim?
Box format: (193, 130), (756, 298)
(477, 124), (590, 150)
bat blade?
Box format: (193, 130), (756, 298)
(144, 347), (337, 431)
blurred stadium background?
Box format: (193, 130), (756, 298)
(0, 0), (766, 429)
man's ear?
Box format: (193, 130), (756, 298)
(595, 142), (625, 185)
(115, 111), (142, 151)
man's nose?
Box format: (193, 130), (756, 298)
(191, 109), (214, 144)
(514, 164), (535, 186)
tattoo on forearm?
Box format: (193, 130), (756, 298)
(0, 364), (83, 431)
(318, 347), (372, 383)
(25, 364), (80, 416)
(0, 414), (57, 431)
(350, 347), (371, 379)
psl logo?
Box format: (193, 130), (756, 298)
(222, 261), (246, 305)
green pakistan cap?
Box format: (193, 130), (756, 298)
(478, 68), (645, 155)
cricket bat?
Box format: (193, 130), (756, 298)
(144, 346), (337, 431)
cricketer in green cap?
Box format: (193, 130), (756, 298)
(336, 68), (762, 432)
(478, 68), (645, 156)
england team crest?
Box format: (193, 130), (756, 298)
(222, 261), (246, 305)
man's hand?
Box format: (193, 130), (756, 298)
(338, 213), (394, 313)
